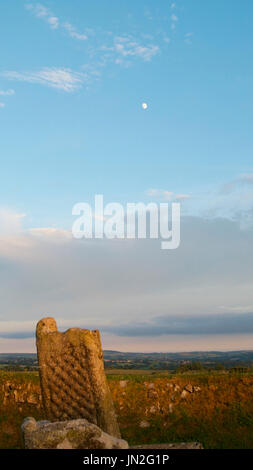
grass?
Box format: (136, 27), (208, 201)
(1, 370), (253, 449)
(0, 371), (39, 385)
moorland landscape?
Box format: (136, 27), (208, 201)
(1, 352), (253, 449)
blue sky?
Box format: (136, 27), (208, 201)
(1, 0), (253, 226)
(1, 1), (253, 352)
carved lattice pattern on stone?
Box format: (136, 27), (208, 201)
(36, 318), (121, 438)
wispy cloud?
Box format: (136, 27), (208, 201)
(184, 32), (193, 45)
(171, 14), (178, 22)
(171, 8), (179, 31)
(20, 3), (184, 93)
(0, 209), (26, 234)
(219, 305), (253, 313)
(3, 68), (86, 92)
(0, 89), (15, 108)
(29, 227), (71, 240)
(25, 3), (161, 61)
(63, 22), (88, 41)
(221, 173), (253, 194)
(0, 89), (15, 96)
(174, 194), (191, 201)
(146, 189), (173, 200)
(163, 36), (171, 44)
(25, 3), (59, 30)
(114, 36), (159, 62)
(26, 3), (88, 41)
(144, 9), (153, 21)
(146, 189), (190, 202)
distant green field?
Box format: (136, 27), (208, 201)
(106, 369), (171, 376)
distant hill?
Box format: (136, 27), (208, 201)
(1, 350), (253, 371)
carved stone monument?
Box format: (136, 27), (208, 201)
(36, 318), (121, 438)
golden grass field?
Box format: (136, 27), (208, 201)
(1, 370), (253, 449)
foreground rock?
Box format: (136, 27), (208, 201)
(36, 318), (120, 438)
(22, 418), (129, 450)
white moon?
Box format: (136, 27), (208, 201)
(142, 102), (148, 110)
